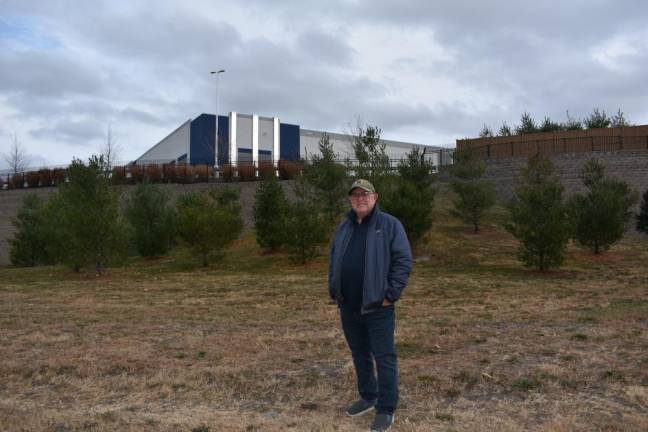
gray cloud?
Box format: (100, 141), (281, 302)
(297, 30), (356, 65)
(1, 0), (647, 166)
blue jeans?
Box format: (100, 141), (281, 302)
(339, 304), (398, 414)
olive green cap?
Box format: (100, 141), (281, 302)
(348, 179), (376, 195)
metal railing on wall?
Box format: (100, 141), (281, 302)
(0, 154), (455, 190)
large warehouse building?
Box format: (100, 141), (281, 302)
(135, 112), (451, 167)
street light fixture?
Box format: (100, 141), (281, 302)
(210, 69), (226, 169)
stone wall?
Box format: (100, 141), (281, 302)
(483, 150), (648, 202)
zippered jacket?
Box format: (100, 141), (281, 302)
(328, 205), (413, 313)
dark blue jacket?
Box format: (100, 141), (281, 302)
(329, 205), (413, 313)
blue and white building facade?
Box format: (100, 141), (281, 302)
(135, 112), (447, 167)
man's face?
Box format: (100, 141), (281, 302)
(349, 188), (378, 219)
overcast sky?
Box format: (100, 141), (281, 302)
(1, 0), (648, 168)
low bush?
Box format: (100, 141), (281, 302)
(257, 161), (276, 180)
(279, 160), (302, 180)
(112, 166), (126, 183)
(146, 165), (162, 183)
(38, 169), (53, 187)
(238, 164), (256, 181)
(25, 171), (40, 188)
(194, 164), (210, 183)
(175, 164), (193, 184)
(52, 168), (66, 185)
(219, 164), (235, 182)
(10, 174), (24, 189)
(129, 165), (144, 184)
(162, 163), (176, 183)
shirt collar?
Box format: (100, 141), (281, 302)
(347, 204), (377, 225)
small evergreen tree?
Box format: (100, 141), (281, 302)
(57, 156), (129, 274)
(351, 124), (391, 187)
(380, 147), (436, 244)
(39, 193), (72, 265)
(450, 148), (496, 233)
(636, 188), (648, 234)
(176, 188), (243, 266)
(563, 110), (583, 130)
(584, 108), (611, 129)
(124, 181), (176, 257)
(304, 133), (348, 225)
(284, 176), (328, 264)
(506, 154), (571, 271)
(253, 175), (289, 251)
(515, 112), (538, 135)
(9, 194), (49, 266)
(479, 124), (494, 138)
(539, 116), (562, 132)
(498, 122), (513, 137)
(569, 158), (638, 254)
(610, 108), (630, 128)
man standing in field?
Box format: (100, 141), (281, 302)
(328, 179), (413, 432)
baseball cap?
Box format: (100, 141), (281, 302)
(348, 179), (376, 195)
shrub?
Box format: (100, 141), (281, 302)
(303, 133), (348, 225)
(162, 162), (176, 183)
(450, 148), (496, 233)
(56, 155), (130, 274)
(254, 176), (289, 251)
(380, 147), (436, 245)
(194, 164), (209, 183)
(125, 182), (176, 257)
(129, 165), (144, 184)
(569, 158), (638, 253)
(111, 166), (126, 184)
(238, 163), (256, 181)
(284, 176), (328, 264)
(218, 164), (235, 182)
(278, 160), (301, 180)
(175, 164), (194, 184)
(506, 154), (571, 271)
(637, 189), (648, 234)
(10, 173), (24, 189)
(257, 161), (276, 180)
(146, 165), (162, 183)
(9, 194), (49, 266)
(176, 188), (243, 266)
(38, 169), (53, 187)
(52, 168), (67, 185)
(25, 171), (40, 188)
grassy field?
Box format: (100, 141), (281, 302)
(1, 187), (647, 431)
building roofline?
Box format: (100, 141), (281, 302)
(299, 128), (446, 150)
(134, 119), (191, 162)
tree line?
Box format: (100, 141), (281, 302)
(479, 108), (631, 138)
(9, 126), (648, 273)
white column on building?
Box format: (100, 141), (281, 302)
(229, 112), (237, 165)
(273, 117), (280, 166)
(252, 114), (259, 171)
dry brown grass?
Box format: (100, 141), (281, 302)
(1, 188), (647, 431)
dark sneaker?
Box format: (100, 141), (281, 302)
(370, 413), (394, 432)
(345, 399), (376, 417)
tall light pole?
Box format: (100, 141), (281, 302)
(210, 69), (225, 168)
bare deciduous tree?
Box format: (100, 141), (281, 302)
(2, 135), (31, 174)
(99, 123), (122, 171)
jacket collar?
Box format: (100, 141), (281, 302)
(346, 204), (380, 226)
